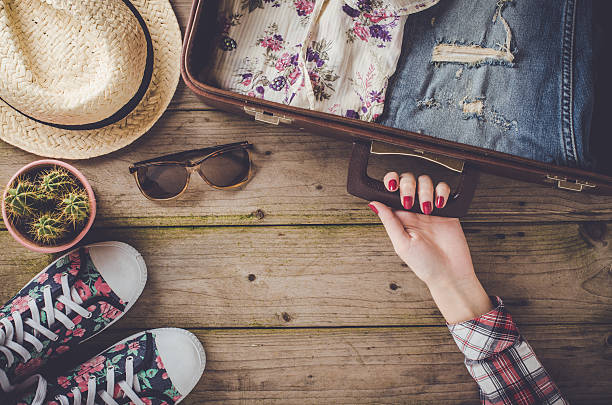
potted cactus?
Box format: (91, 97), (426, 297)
(2, 160), (96, 253)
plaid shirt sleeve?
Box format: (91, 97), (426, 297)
(447, 297), (569, 405)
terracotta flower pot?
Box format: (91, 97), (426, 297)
(2, 159), (96, 253)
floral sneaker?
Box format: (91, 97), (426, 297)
(16, 328), (206, 405)
(0, 242), (147, 394)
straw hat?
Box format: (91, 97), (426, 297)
(0, 0), (181, 159)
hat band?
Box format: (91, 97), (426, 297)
(0, 0), (154, 131)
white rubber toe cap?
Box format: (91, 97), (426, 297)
(152, 328), (206, 399)
(87, 241), (147, 310)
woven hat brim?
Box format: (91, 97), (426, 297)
(0, 0), (181, 159)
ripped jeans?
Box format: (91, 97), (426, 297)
(379, 0), (594, 169)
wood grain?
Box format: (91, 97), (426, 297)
(1, 221), (610, 328)
(1, 110), (610, 227)
(46, 325), (612, 405)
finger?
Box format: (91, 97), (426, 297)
(417, 175), (434, 215)
(383, 172), (399, 192)
(435, 182), (451, 209)
(368, 202), (410, 250)
(399, 172), (416, 210)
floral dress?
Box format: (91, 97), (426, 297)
(204, 0), (439, 122)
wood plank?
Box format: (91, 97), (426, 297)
(2, 222), (610, 327)
(46, 325), (612, 404)
(1, 111), (610, 227)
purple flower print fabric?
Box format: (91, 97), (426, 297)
(203, 0), (440, 122)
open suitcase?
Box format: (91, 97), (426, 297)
(181, 0), (612, 217)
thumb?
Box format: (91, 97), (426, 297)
(368, 201), (409, 245)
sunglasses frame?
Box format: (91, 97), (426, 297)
(129, 141), (254, 201)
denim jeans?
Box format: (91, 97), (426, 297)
(379, 0), (594, 169)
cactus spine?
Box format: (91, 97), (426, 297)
(30, 213), (67, 243)
(38, 168), (76, 197)
(5, 179), (41, 218)
(60, 190), (90, 226)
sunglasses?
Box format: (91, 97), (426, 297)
(129, 141), (253, 200)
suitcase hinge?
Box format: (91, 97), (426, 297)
(244, 106), (293, 125)
(545, 175), (596, 192)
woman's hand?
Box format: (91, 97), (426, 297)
(368, 172), (493, 324)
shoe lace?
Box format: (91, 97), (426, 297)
(22, 356), (145, 405)
(0, 273), (92, 393)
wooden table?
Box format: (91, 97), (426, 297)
(2, 1), (612, 403)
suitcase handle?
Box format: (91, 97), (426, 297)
(347, 140), (479, 217)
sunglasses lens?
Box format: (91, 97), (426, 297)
(136, 164), (189, 199)
(199, 148), (250, 187)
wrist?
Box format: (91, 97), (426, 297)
(427, 275), (493, 324)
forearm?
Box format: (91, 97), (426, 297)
(426, 275), (493, 324)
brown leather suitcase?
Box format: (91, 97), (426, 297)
(180, 0), (612, 217)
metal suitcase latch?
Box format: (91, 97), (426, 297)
(244, 106), (293, 125)
(545, 175), (596, 192)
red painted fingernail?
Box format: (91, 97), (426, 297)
(436, 196), (445, 209)
(368, 203), (378, 214)
(403, 196), (413, 210)
(422, 201), (432, 215)
(388, 179), (397, 191)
